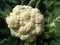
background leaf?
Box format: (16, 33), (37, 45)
(0, 0), (60, 45)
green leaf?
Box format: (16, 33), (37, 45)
(0, 36), (20, 45)
(24, 41), (36, 45)
(55, 2), (60, 7)
(35, 0), (41, 8)
(49, 5), (60, 45)
(28, 0), (39, 8)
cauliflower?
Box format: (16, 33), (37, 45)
(6, 5), (44, 42)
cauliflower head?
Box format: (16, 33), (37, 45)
(6, 5), (44, 42)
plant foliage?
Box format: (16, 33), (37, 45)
(0, 0), (60, 45)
